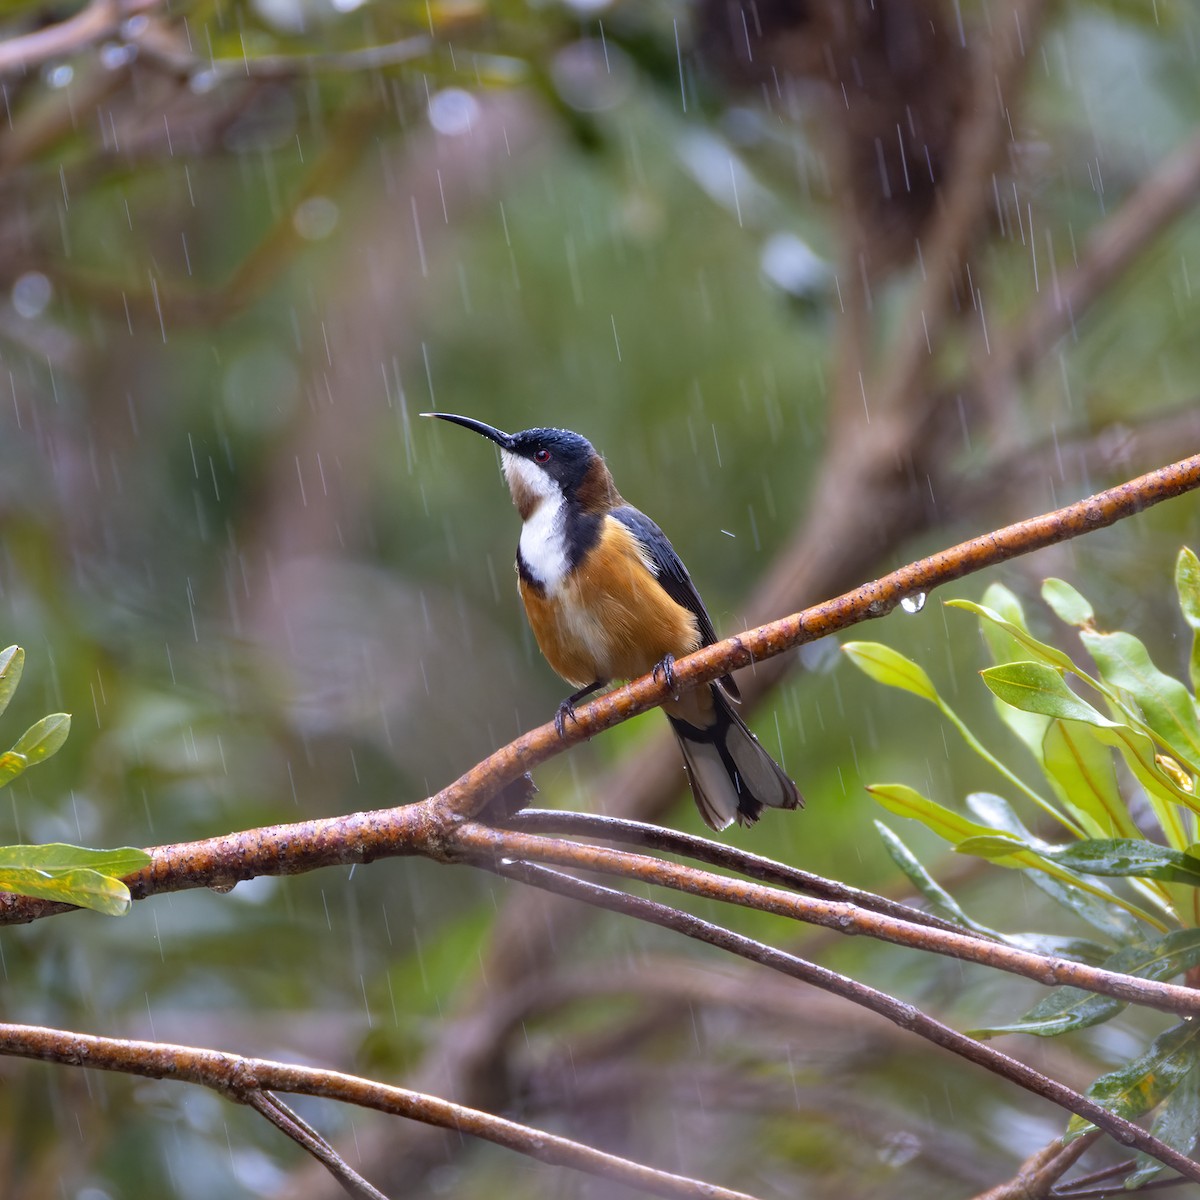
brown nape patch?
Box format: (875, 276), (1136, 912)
(574, 458), (622, 514)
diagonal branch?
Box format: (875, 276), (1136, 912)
(0, 453), (1198, 929)
(451, 823), (1200, 1018)
(0, 1022), (764, 1200)
(504, 808), (976, 935)
(247, 1092), (390, 1200)
(0, 0), (159, 74)
(485, 859), (1200, 1184)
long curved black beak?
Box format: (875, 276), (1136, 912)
(422, 412), (514, 450)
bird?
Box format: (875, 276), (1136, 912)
(423, 412), (802, 831)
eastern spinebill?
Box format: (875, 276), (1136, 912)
(424, 413), (802, 831)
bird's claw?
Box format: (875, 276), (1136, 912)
(653, 654), (680, 700)
(554, 699), (578, 740)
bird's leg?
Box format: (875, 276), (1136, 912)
(652, 654), (680, 700)
(555, 681), (604, 739)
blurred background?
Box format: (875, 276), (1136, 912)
(1, 0), (1199, 1196)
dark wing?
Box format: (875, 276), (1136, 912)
(611, 505), (741, 701)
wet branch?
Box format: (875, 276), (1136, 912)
(0, 1022), (764, 1200)
(483, 859), (1200, 1185)
(0, 0), (159, 75)
(0, 451), (1199, 929)
(450, 823), (1200, 1019)
(503, 808), (970, 934)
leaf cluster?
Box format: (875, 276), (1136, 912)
(0, 646), (147, 916)
(845, 549), (1200, 1186)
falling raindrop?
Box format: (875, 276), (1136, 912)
(900, 591), (927, 614)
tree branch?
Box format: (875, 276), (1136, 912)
(0, 0), (159, 75)
(451, 823), (1200, 1018)
(484, 860), (1200, 1183)
(0, 452), (1197, 928)
(0, 1022), (764, 1200)
(504, 808), (982, 935)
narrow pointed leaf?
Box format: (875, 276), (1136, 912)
(842, 642), (939, 702)
(873, 821), (996, 934)
(0, 646), (23, 718)
(0, 866), (133, 916)
(1176, 547), (1200, 693)
(955, 834), (1029, 859)
(1124, 1058), (1200, 1188)
(0, 844), (150, 875)
(981, 662), (1109, 724)
(1067, 1020), (1200, 1138)
(1042, 578), (1095, 627)
(868, 786), (1163, 926)
(1080, 630), (1200, 774)
(1040, 839), (1200, 887)
(947, 598), (1078, 672)
(1042, 719), (1140, 839)
(10, 713), (71, 764)
(975, 930), (1200, 1039)
(866, 784), (1018, 854)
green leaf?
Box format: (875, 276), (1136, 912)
(873, 821), (997, 934)
(0, 713), (72, 788)
(1125, 1058), (1200, 1188)
(1041, 578), (1095, 627)
(1041, 839), (1200, 887)
(867, 784), (1017, 854)
(1067, 1020), (1200, 1138)
(976, 584), (1033, 659)
(981, 662), (1109, 724)
(975, 929), (1200, 1039)
(868, 785), (1165, 928)
(947, 598), (1078, 672)
(10, 713), (71, 762)
(0, 844), (149, 916)
(0, 867), (133, 916)
(1178, 548), (1200, 630)
(842, 642), (938, 701)
(1176, 547), (1200, 693)
(0, 844), (151, 875)
(955, 834), (1029, 859)
(1081, 629), (1200, 774)
(0, 646), (23, 718)
(1041, 719), (1140, 840)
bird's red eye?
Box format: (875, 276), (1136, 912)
(534, 448), (551, 464)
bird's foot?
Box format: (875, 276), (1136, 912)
(653, 654), (680, 700)
(554, 699), (578, 740)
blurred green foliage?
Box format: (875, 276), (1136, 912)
(0, 0), (1199, 1196)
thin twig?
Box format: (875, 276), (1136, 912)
(987, 128), (1200, 400)
(504, 808), (973, 935)
(247, 1092), (390, 1200)
(131, 27), (431, 81)
(482, 859), (1200, 1183)
(0, 0), (159, 74)
(451, 823), (1200, 1017)
(972, 1133), (1098, 1200)
(0, 1023), (763, 1200)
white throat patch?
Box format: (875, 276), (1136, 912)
(503, 452), (570, 592)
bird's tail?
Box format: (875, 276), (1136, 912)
(666, 685), (802, 832)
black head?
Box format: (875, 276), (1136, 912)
(423, 413), (600, 495)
